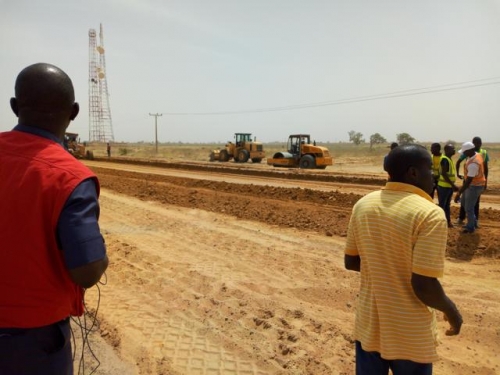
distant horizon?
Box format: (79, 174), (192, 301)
(2, 1), (499, 143)
(85, 139), (499, 146)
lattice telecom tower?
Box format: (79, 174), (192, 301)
(88, 24), (114, 142)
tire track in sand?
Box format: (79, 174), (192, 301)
(87, 190), (357, 374)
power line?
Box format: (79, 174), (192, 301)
(161, 76), (500, 116)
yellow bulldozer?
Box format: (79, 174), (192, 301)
(266, 134), (333, 169)
(210, 133), (265, 163)
(65, 133), (94, 160)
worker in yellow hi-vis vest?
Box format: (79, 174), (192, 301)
(437, 144), (458, 227)
(430, 143), (442, 199)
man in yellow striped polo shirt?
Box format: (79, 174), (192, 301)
(345, 144), (462, 375)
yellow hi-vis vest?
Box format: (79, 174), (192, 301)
(437, 155), (456, 188)
(432, 154), (441, 178)
(479, 148), (488, 163)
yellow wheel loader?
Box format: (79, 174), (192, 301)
(266, 134), (333, 169)
(209, 133), (265, 163)
(65, 133), (94, 160)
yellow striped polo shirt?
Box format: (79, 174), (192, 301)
(345, 182), (448, 363)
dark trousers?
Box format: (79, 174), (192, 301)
(356, 341), (432, 375)
(0, 318), (72, 375)
(459, 195), (480, 221)
(437, 186), (453, 224)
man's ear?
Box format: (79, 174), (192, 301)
(70, 102), (79, 121)
(10, 98), (19, 117)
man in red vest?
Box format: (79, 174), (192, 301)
(0, 63), (109, 374)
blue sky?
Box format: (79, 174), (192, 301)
(1, 0), (499, 143)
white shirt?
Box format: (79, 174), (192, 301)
(466, 153), (480, 177)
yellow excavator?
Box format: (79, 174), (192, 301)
(266, 134), (333, 169)
(210, 133), (265, 163)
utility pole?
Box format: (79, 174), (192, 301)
(149, 113), (163, 153)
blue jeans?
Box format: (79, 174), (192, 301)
(463, 185), (484, 232)
(437, 186), (453, 224)
(459, 195), (480, 222)
(356, 341), (432, 375)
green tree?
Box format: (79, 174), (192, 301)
(348, 130), (365, 145)
(369, 133), (387, 149)
(396, 133), (415, 145)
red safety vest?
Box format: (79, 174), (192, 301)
(0, 130), (99, 328)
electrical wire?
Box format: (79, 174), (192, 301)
(160, 76), (500, 116)
(70, 275), (106, 375)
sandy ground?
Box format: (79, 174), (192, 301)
(73, 161), (500, 375)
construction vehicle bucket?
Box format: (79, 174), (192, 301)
(209, 150), (220, 162)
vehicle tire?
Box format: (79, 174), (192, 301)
(299, 155), (315, 169)
(219, 150), (229, 162)
(86, 150), (94, 160)
(209, 151), (216, 162)
(251, 158), (262, 163)
(238, 149), (250, 163)
(233, 152), (240, 162)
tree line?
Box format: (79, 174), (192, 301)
(348, 131), (415, 149)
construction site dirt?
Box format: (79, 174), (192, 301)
(77, 159), (500, 375)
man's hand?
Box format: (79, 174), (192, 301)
(443, 306), (463, 336)
(411, 274), (463, 336)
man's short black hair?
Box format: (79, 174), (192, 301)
(444, 143), (455, 152)
(386, 144), (430, 182)
(431, 142), (441, 149)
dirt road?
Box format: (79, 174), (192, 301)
(76, 161), (500, 375)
